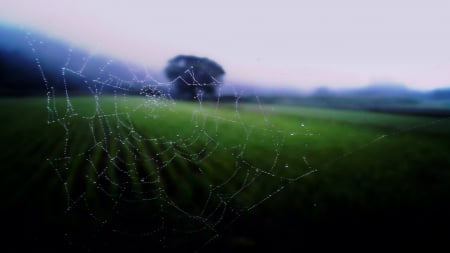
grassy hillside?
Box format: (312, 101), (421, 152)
(1, 96), (450, 251)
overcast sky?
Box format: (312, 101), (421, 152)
(1, 0), (449, 91)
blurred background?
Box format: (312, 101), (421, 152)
(1, 1), (450, 252)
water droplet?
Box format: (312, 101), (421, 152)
(290, 133), (295, 136)
(284, 164), (289, 168)
(300, 122), (305, 127)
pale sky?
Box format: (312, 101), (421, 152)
(1, 0), (449, 91)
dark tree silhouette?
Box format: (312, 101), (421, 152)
(164, 55), (225, 99)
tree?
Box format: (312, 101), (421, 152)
(164, 55), (225, 99)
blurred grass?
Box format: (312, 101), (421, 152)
(1, 96), (450, 251)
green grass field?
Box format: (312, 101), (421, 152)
(1, 96), (450, 251)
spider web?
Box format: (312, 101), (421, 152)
(24, 32), (317, 251)
(17, 24), (450, 252)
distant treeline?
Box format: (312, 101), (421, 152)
(238, 95), (450, 117)
(0, 47), (155, 97)
(1, 42), (449, 118)
(0, 50), (43, 96)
